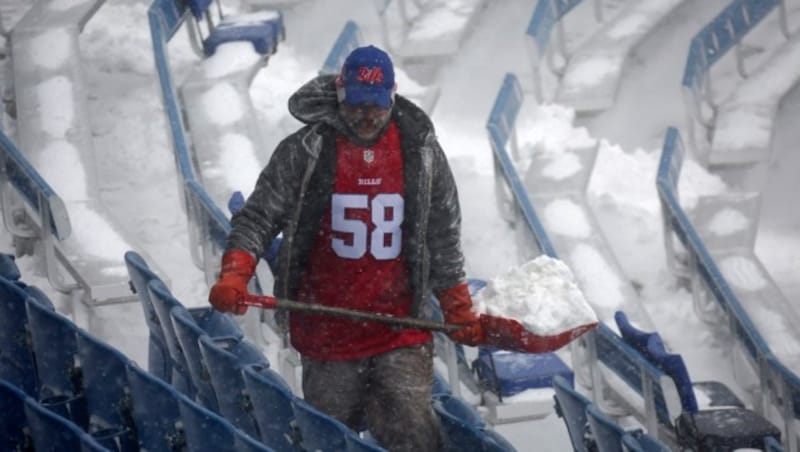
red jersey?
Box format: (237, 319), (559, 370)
(290, 121), (432, 360)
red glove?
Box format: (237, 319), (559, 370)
(208, 250), (256, 315)
(437, 283), (485, 346)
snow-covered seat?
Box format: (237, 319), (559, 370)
(126, 363), (185, 451)
(555, 0), (684, 112)
(708, 32), (800, 166)
(241, 362), (301, 451)
(186, 0), (284, 57)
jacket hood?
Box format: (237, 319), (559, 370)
(287, 74), (349, 133)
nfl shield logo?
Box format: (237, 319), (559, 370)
(363, 149), (375, 163)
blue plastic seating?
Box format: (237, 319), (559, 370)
(474, 348), (574, 398)
(171, 305), (225, 411)
(291, 398), (350, 452)
(621, 431), (671, 452)
(432, 396), (516, 452)
(198, 334), (267, 437)
(24, 394), (109, 452)
(124, 250), (172, 381)
(586, 404), (630, 452)
(432, 393), (485, 428)
(0, 252), (21, 280)
(0, 276), (52, 396)
(241, 363), (301, 451)
(185, 0), (285, 56)
(345, 432), (387, 452)
(25, 300), (88, 428)
(1, 379), (31, 450)
(126, 363), (186, 451)
(552, 374), (594, 452)
(76, 330), (138, 451)
(176, 390), (274, 452)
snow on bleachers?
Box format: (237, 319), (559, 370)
(709, 31), (800, 166)
(6, 0), (164, 307)
(555, 0), (684, 112)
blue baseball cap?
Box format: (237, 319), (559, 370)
(337, 45), (396, 108)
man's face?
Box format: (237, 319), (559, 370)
(339, 101), (392, 143)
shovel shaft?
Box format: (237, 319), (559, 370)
(242, 295), (462, 333)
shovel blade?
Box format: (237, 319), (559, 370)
(479, 314), (598, 353)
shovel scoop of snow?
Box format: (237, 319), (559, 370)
(472, 255), (598, 353)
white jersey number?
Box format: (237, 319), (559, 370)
(331, 193), (403, 260)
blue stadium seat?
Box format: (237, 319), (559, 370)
(171, 306), (221, 410)
(291, 398), (350, 452)
(586, 404), (629, 452)
(0, 276), (52, 396)
(345, 432), (387, 452)
(25, 300), (88, 428)
(621, 431), (671, 452)
(432, 394), (485, 428)
(0, 379), (31, 450)
(552, 374), (595, 452)
(615, 310), (745, 412)
(241, 363), (300, 451)
(432, 370), (452, 396)
(474, 348), (574, 398)
(433, 397), (515, 452)
(126, 363), (186, 451)
(199, 334), (267, 437)
(124, 250), (172, 381)
(764, 435), (785, 452)
(24, 395), (109, 452)
(148, 279), (197, 397)
(0, 252), (21, 280)
(185, 0), (285, 56)
(76, 330), (138, 451)
(177, 391), (274, 452)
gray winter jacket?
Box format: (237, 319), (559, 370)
(226, 74), (465, 318)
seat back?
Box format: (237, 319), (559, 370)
(345, 432), (387, 452)
(170, 306), (219, 411)
(198, 335), (266, 437)
(177, 391), (236, 452)
(148, 279), (194, 396)
(621, 432), (671, 452)
(241, 363), (299, 451)
(76, 330), (137, 450)
(432, 394), (485, 428)
(0, 252), (21, 280)
(614, 311), (656, 358)
(124, 250), (171, 380)
(646, 335), (698, 413)
(553, 374), (593, 452)
(126, 363), (186, 451)
(25, 300), (88, 427)
(291, 398), (349, 452)
(0, 276), (40, 395)
(24, 395), (86, 451)
(0, 379), (31, 450)
(432, 399), (513, 452)
(586, 404), (626, 452)
(25, 300), (81, 399)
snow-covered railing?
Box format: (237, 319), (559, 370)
(319, 20), (360, 75)
(148, 0), (282, 279)
(487, 73), (556, 260)
(681, 0), (790, 159)
(657, 126), (800, 451)
(525, 0), (587, 102)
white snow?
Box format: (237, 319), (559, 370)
(3, 0), (799, 449)
(37, 76), (74, 138)
(543, 199), (592, 239)
(473, 255), (597, 335)
(202, 82), (245, 125)
(30, 28), (71, 69)
(707, 208), (750, 237)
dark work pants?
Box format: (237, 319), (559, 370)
(301, 342), (441, 452)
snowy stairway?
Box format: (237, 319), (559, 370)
(556, 0), (684, 112)
(8, 0), (156, 305)
(709, 31), (800, 166)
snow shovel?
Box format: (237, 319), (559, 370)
(241, 294), (596, 353)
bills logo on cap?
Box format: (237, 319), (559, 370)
(357, 67), (384, 85)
